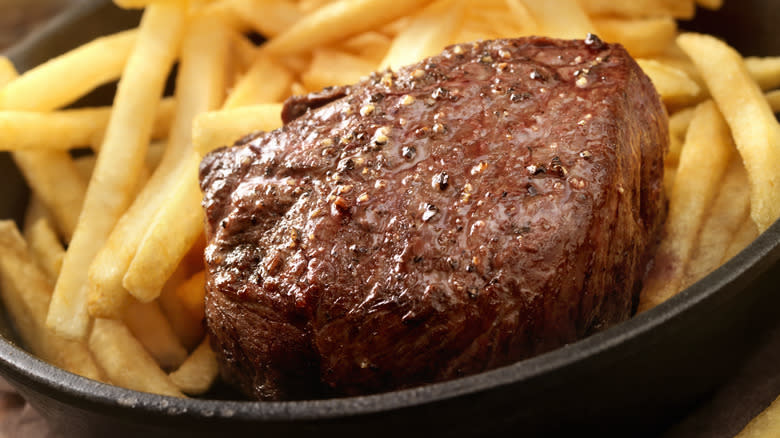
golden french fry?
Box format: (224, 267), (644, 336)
(228, 32), (258, 88)
(113, 0), (209, 8)
(504, 0), (538, 34)
(0, 99), (173, 152)
(695, 0), (724, 10)
(227, 0), (301, 38)
(87, 12), (229, 320)
(23, 218), (65, 281)
(381, 0), (465, 70)
(522, 0), (595, 39)
(459, 0), (527, 41)
(265, 0), (433, 55)
(722, 216), (760, 263)
(639, 101), (734, 311)
(302, 49), (376, 92)
(595, 17), (677, 58)
(669, 107), (696, 141)
(746, 56), (780, 91)
(767, 89), (780, 112)
(159, 263), (206, 351)
(224, 54), (293, 108)
(667, 133), (683, 166)
(678, 33), (780, 232)
(579, 0), (696, 19)
(0, 57), (16, 86)
(124, 157), (204, 303)
(49, 2), (187, 340)
(89, 318), (183, 397)
(169, 337), (219, 395)
(0, 30), (137, 111)
(193, 104), (284, 156)
(23, 196), (51, 232)
(122, 299), (189, 370)
(663, 164), (677, 196)
(299, 0), (335, 13)
(637, 59), (703, 109)
(12, 151), (87, 243)
(735, 395), (780, 438)
(341, 31), (392, 63)
(683, 158), (751, 287)
(175, 270), (206, 322)
(0, 221), (105, 382)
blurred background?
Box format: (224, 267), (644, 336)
(0, 0), (86, 51)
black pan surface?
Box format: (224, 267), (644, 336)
(1, 1), (779, 437)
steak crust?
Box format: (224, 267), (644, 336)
(199, 36), (668, 400)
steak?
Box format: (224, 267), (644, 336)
(199, 36), (668, 400)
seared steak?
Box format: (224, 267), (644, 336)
(199, 36), (668, 400)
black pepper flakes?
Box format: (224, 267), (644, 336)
(402, 146), (417, 159)
(585, 33), (606, 51)
(432, 87), (448, 100)
(432, 171), (449, 190)
(337, 158), (355, 172)
(550, 156), (568, 177)
(422, 203), (438, 222)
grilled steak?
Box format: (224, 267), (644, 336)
(199, 36), (668, 400)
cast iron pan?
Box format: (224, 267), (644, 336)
(1, 1), (779, 437)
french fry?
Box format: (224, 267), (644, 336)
(767, 89), (780, 112)
(224, 54), (293, 109)
(123, 156), (204, 303)
(504, 0), (538, 34)
(579, 0), (696, 19)
(226, 0), (302, 38)
(667, 133), (683, 167)
(87, 12), (229, 320)
(669, 107), (696, 142)
(594, 17), (677, 58)
(49, 2), (187, 340)
(0, 57), (15, 86)
(639, 101), (734, 311)
(638, 59), (703, 109)
(663, 164), (677, 196)
(23, 196), (51, 232)
(169, 337), (219, 395)
(522, 0), (595, 40)
(302, 49), (376, 92)
(175, 270), (207, 322)
(735, 394), (780, 438)
(0, 99), (174, 152)
(683, 158), (751, 288)
(722, 216), (760, 263)
(380, 0), (465, 71)
(341, 31), (392, 63)
(12, 151), (87, 242)
(264, 0), (433, 55)
(23, 218), (65, 282)
(122, 299), (189, 370)
(678, 33), (780, 232)
(0, 30), (137, 111)
(0, 221), (105, 382)
(298, 0), (335, 13)
(89, 318), (183, 397)
(159, 263), (206, 351)
(745, 56), (780, 91)
(695, 0), (724, 10)
(193, 104), (284, 156)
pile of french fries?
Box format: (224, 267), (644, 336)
(0, 0), (778, 418)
